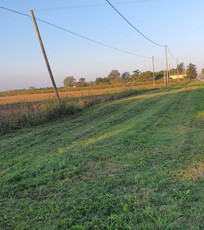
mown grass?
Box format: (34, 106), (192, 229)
(0, 81), (189, 135)
(0, 81), (203, 229)
(0, 88), (150, 135)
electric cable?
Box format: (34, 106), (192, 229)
(105, 0), (164, 47)
(0, 5), (152, 60)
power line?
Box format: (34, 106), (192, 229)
(0, 5), (153, 60)
(154, 58), (165, 66)
(0, 6), (30, 17)
(0, 0), (160, 14)
(167, 47), (177, 60)
(0, 5), (170, 67)
(35, 19), (152, 59)
(105, 0), (164, 48)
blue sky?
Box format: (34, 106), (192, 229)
(0, 0), (204, 91)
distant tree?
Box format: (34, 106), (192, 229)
(95, 78), (103, 85)
(89, 81), (95, 86)
(202, 68), (204, 75)
(177, 63), (184, 73)
(137, 71), (153, 81)
(155, 70), (164, 80)
(29, 86), (36, 91)
(186, 63), (197, 79)
(107, 70), (120, 82)
(121, 72), (130, 79)
(169, 68), (177, 75)
(133, 69), (141, 76)
(63, 76), (76, 88)
(78, 78), (86, 87)
(95, 77), (109, 85)
(79, 78), (85, 83)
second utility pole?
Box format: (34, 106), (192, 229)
(152, 56), (155, 87)
(176, 59), (179, 82)
(30, 10), (60, 105)
(169, 64), (171, 84)
(165, 45), (168, 87)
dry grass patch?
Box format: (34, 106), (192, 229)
(175, 162), (204, 182)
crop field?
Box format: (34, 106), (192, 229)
(0, 81), (204, 229)
(0, 84), (164, 105)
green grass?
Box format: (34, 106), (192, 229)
(1, 88), (160, 135)
(0, 82), (204, 229)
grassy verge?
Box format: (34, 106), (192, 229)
(0, 81), (203, 229)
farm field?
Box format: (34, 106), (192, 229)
(0, 82), (204, 229)
(0, 84), (164, 105)
(0, 81), (188, 135)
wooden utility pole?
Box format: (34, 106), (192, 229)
(169, 64), (171, 84)
(176, 59), (179, 82)
(152, 56), (155, 86)
(164, 70), (166, 86)
(30, 10), (60, 105)
(165, 45), (168, 86)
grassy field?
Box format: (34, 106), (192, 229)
(0, 82), (203, 229)
(0, 81), (188, 135)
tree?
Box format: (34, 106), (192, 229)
(133, 69), (141, 76)
(155, 70), (164, 80)
(202, 68), (204, 75)
(137, 71), (153, 81)
(29, 86), (36, 91)
(63, 76), (76, 88)
(89, 81), (95, 86)
(177, 63), (184, 73)
(107, 70), (120, 81)
(186, 63), (197, 79)
(169, 68), (177, 75)
(79, 78), (85, 83)
(95, 77), (109, 85)
(121, 72), (130, 79)
(78, 78), (86, 87)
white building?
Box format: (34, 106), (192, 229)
(170, 73), (187, 80)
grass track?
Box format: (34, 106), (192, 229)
(0, 82), (204, 229)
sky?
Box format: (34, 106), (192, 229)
(0, 0), (204, 92)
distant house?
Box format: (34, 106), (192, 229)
(170, 73), (187, 80)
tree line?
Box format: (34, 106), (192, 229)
(63, 63), (198, 88)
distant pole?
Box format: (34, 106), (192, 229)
(30, 10), (60, 105)
(164, 70), (166, 86)
(165, 45), (168, 86)
(169, 64), (171, 84)
(176, 59), (179, 82)
(152, 56), (155, 86)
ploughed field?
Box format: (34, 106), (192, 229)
(0, 82), (204, 229)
